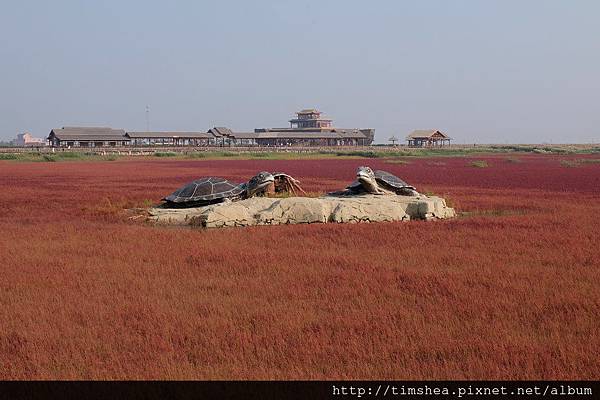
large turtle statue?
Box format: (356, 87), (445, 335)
(332, 166), (420, 196)
(162, 171), (305, 208)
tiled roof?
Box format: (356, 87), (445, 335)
(49, 127), (127, 141)
(407, 130), (451, 139)
(127, 132), (212, 139)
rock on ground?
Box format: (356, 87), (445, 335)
(146, 194), (455, 228)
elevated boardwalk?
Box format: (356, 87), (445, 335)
(0, 144), (597, 156)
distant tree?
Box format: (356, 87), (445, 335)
(389, 136), (398, 146)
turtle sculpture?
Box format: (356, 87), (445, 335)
(271, 172), (306, 195)
(333, 166), (420, 196)
(163, 171), (304, 208)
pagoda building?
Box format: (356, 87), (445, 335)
(288, 109), (333, 129)
(249, 108), (374, 146)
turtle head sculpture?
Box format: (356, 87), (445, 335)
(356, 166), (382, 194)
(246, 171), (275, 197)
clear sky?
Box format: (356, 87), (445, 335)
(1, 0), (599, 144)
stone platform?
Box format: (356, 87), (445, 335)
(146, 194), (455, 228)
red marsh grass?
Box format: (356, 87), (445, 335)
(0, 155), (599, 379)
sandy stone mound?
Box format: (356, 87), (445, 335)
(146, 194), (455, 228)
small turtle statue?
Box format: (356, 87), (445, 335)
(163, 171), (275, 208)
(334, 166), (420, 196)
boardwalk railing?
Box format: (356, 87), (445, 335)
(0, 144), (500, 155)
(0, 145), (396, 155)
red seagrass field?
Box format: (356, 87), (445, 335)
(1, 154), (599, 379)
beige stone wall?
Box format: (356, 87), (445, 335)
(147, 194), (455, 228)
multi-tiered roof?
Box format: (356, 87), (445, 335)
(288, 109), (332, 129)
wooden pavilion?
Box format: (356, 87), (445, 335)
(406, 130), (451, 147)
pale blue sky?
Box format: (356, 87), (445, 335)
(1, 0), (599, 143)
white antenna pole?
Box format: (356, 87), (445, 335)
(145, 105), (150, 132)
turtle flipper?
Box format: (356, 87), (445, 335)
(396, 187), (420, 196)
(346, 180), (362, 190)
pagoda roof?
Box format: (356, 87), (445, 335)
(289, 117), (332, 122)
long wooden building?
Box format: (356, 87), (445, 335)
(126, 131), (213, 146)
(47, 109), (375, 147)
(48, 127), (129, 148)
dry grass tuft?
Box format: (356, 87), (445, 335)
(469, 160), (489, 168)
(384, 159), (411, 165)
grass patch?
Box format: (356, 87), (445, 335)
(578, 158), (600, 164)
(420, 191), (457, 209)
(356, 149), (474, 158)
(332, 151), (382, 158)
(82, 197), (144, 219)
(469, 160), (489, 168)
(559, 158), (600, 167)
(246, 152), (295, 159)
(426, 161), (447, 166)
(57, 152), (85, 159)
(384, 159), (411, 165)
(153, 152), (178, 157)
(498, 145), (577, 154)
(185, 152), (208, 159)
(505, 157), (522, 163)
(248, 152), (273, 159)
(459, 209), (528, 218)
(402, 149), (468, 157)
(3, 145), (600, 164)
(560, 159), (579, 168)
(180, 150), (289, 160)
(444, 196), (457, 209)
(478, 145), (600, 155)
(140, 199), (155, 208)
(0, 152), (123, 162)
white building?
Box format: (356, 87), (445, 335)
(15, 132), (46, 146)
